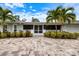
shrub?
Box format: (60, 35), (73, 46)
(30, 33), (33, 37)
(26, 31), (32, 37)
(50, 32), (56, 38)
(26, 31), (29, 37)
(44, 32), (47, 37)
(22, 31), (33, 37)
(15, 32), (21, 37)
(6, 32), (10, 37)
(56, 32), (63, 38)
(10, 32), (16, 37)
(22, 32), (26, 37)
(9, 31), (33, 38)
(68, 33), (77, 39)
(0, 31), (33, 38)
(44, 31), (78, 39)
(44, 31), (51, 37)
(62, 32), (77, 39)
(62, 32), (69, 39)
(19, 31), (23, 37)
(0, 32), (7, 38)
(74, 32), (79, 37)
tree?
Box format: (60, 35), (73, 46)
(46, 6), (76, 24)
(0, 7), (15, 32)
(13, 15), (20, 21)
(32, 17), (40, 22)
(46, 6), (62, 23)
(59, 7), (76, 24)
(46, 6), (76, 36)
(46, 6), (62, 35)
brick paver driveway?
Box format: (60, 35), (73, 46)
(0, 37), (79, 56)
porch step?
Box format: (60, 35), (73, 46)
(33, 34), (44, 37)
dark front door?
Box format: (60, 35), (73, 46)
(34, 25), (43, 33)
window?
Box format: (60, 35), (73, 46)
(44, 25), (61, 30)
(23, 25), (33, 29)
(14, 25), (17, 32)
(3, 25), (7, 32)
(57, 25), (61, 30)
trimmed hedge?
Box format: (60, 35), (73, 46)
(0, 32), (7, 38)
(0, 31), (33, 38)
(44, 31), (78, 39)
(44, 31), (51, 37)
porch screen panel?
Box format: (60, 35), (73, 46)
(39, 25), (42, 33)
(23, 25), (33, 29)
(34, 25), (38, 33)
(44, 25), (61, 30)
(57, 25), (61, 30)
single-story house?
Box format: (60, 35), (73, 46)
(0, 21), (79, 36)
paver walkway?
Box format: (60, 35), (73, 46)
(0, 37), (79, 56)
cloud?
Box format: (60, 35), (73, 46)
(4, 3), (24, 8)
(29, 5), (36, 12)
(42, 7), (51, 11)
(14, 11), (47, 22)
(4, 3), (14, 8)
(32, 9), (36, 12)
(22, 9), (26, 12)
(29, 6), (32, 9)
(63, 3), (76, 7)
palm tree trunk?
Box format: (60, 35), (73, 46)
(55, 20), (57, 37)
(55, 25), (57, 37)
(3, 17), (6, 32)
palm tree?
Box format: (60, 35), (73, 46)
(59, 7), (76, 24)
(0, 7), (15, 32)
(46, 6), (62, 23)
(46, 6), (62, 35)
(46, 6), (76, 33)
(32, 17), (40, 22)
(13, 15), (20, 21)
(46, 6), (76, 37)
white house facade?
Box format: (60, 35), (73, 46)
(0, 21), (79, 36)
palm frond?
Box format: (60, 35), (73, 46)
(65, 7), (74, 13)
(4, 9), (12, 15)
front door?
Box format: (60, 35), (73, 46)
(34, 25), (43, 34)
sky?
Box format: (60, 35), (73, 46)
(0, 3), (79, 22)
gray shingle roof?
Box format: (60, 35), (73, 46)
(2, 20), (79, 25)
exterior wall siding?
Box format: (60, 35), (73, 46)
(0, 24), (79, 34)
(7, 24), (14, 32)
(62, 24), (79, 32)
(16, 24), (23, 32)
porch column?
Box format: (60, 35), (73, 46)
(33, 25), (34, 34)
(42, 25), (44, 33)
(0, 25), (3, 32)
(60, 25), (62, 32)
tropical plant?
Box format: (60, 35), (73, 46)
(46, 6), (76, 24)
(59, 7), (76, 24)
(46, 6), (62, 35)
(0, 7), (15, 32)
(46, 6), (62, 23)
(13, 15), (20, 21)
(46, 6), (76, 36)
(44, 31), (78, 39)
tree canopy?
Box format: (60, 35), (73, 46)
(46, 6), (76, 24)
